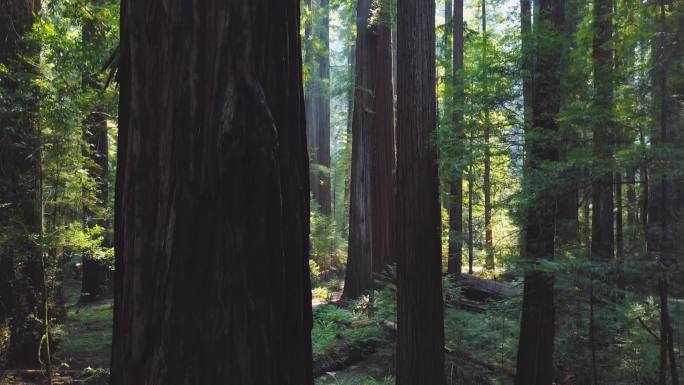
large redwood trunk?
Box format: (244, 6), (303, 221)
(370, 4), (396, 275)
(343, 0), (376, 300)
(514, 0), (563, 383)
(395, 0), (446, 383)
(110, 1), (313, 384)
(343, 0), (395, 298)
(0, 0), (44, 368)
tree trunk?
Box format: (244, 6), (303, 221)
(81, 0), (110, 303)
(0, 0), (44, 368)
(591, 0), (615, 262)
(514, 0), (564, 383)
(396, 0), (446, 382)
(370, 2), (396, 275)
(343, 0), (377, 300)
(482, 0), (494, 271)
(659, 277), (680, 385)
(616, 172), (625, 290)
(625, 167), (637, 253)
(468, 163), (475, 274)
(309, 0), (332, 215)
(110, 1), (313, 384)
(447, 0), (465, 278)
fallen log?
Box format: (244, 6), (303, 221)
(312, 335), (383, 377)
(457, 276), (520, 302)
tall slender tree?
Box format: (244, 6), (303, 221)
(648, 1), (680, 383)
(0, 0), (45, 367)
(80, 0), (111, 302)
(307, 0), (332, 215)
(110, 1), (313, 383)
(591, 0), (615, 261)
(447, 0), (465, 277)
(514, 0), (564, 383)
(482, 0), (495, 270)
(395, 0), (445, 382)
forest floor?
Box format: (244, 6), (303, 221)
(55, 276), (112, 371)
(3, 270), (518, 385)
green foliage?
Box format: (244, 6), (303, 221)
(311, 200), (346, 273)
(312, 304), (383, 359)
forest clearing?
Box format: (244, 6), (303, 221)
(1, 0), (683, 384)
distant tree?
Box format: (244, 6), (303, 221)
(514, 0), (564, 383)
(395, 0), (446, 382)
(306, 0), (332, 215)
(481, 0), (495, 271)
(110, 1), (313, 384)
(0, 0), (45, 367)
(81, 0), (110, 302)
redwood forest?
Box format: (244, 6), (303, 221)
(1, 0), (683, 384)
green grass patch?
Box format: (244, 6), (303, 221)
(58, 276), (113, 367)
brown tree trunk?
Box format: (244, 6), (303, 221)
(625, 167), (637, 253)
(343, 0), (377, 300)
(616, 172), (625, 290)
(448, 0), (465, 277)
(468, 163), (475, 274)
(482, 0), (495, 271)
(396, 0), (446, 383)
(514, 0), (563, 383)
(305, 0), (331, 216)
(591, 0), (615, 262)
(81, 0), (110, 303)
(110, 1), (313, 384)
(0, 0), (44, 368)
(371, 3), (396, 275)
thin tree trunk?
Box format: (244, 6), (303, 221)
(616, 172), (625, 290)
(110, 1), (313, 383)
(447, 0), (465, 277)
(482, 0), (494, 271)
(395, 0), (445, 382)
(307, 0), (332, 215)
(468, 162), (474, 274)
(591, 0), (615, 262)
(81, 0), (110, 302)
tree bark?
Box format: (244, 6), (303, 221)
(591, 0), (615, 262)
(343, 0), (377, 300)
(396, 0), (446, 383)
(468, 163), (475, 274)
(482, 0), (495, 271)
(370, 3), (396, 275)
(448, 0), (465, 277)
(0, 0), (44, 368)
(81, 0), (111, 303)
(514, 0), (564, 383)
(110, 1), (313, 384)
(307, 0), (332, 215)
